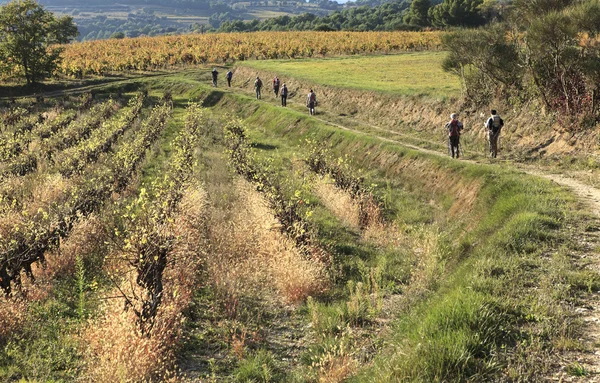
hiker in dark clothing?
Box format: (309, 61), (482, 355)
(486, 109), (504, 158)
(273, 76), (280, 97)
(306, 89), (316, 115)
(445, 113), (464, 159)
(212, 68), (219, 87)
(226, 70), (233, 87)
(280, 83), (288, 106)
(254, 77), (263, 99)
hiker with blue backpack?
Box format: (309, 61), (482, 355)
(486, 110), (504, 158)
(445, 113), (463, 159)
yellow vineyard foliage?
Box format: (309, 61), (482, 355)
(58, 31), (443, 76)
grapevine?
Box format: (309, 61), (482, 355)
(307, 143), (383, 228)
(0, 102), (172, 296)
(114, 103), (202, 332)
(57, 31), (443, 76)
(223, 119), (318, 257)
(54, 93), (145, 177)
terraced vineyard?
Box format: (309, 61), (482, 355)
(1, 62), (600, 383)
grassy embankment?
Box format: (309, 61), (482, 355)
(237, 52), (600, 167)
(1, 66), (598, 381)
(200, 84), (599, 381)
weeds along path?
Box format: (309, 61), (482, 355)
(220, 81), (600, 380)
(227, 81), (600, 212)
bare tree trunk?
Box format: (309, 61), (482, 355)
(528, 62), (552, 112)
(592, 89), (597, 116)
(560, 71), (571, 115)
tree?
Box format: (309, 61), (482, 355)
(0, 0), (78, 85)
(429, 0), (485, 27)
(404, 0), (431, 26)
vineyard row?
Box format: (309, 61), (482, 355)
(58, 31), (443, 76)
(0, 103), (172, 296)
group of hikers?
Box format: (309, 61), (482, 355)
(254, 76), (316, 114)
(213, 68), (504, 159)
(211, 68), (315, 114)
(445, 110), (504, 159)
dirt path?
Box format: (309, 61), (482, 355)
(18, 76), (600, 380)
(225, 85), (600, 380)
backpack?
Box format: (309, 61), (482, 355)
(255, 79), (262, 88)
(489, 115), (503, 133)
(449, 120), (461, 137)
(309, 92), (316, 102)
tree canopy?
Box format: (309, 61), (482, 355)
(404, 0), (431, 26)
(442, 0), (600, 125)
(0, 0), (78, 85)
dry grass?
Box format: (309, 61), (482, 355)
(23, 215), (107, 302)
(318, 355), (359, 383)
(207, 179), (328, 310)
(0, 296), (27, 342)
(82, 186), (208, 383)
(312, 174), (404, 249)
(81, 296), (182, 383)
(313, 176), (361, 229)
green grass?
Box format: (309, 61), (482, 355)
(239, 52), (460, 98)
(183, 84), (591, 382)
(1, 69), (595, 382)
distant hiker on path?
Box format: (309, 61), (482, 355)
(212, 68), (219, 87)
(281, 83), (288, 107)
(445, 113), (463, 159)
(254, 77), (263, 99)
(273, 76), (280, 97)
(226, 70), (233, 87)
(486, 110), (504, 158)
(306, 89), (316, 115)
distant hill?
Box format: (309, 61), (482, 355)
(27, 0), (343, 41)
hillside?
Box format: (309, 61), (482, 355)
(30, 0), (342, 41)
(0, 53), (600, 381)
(2, 0), (600, 375)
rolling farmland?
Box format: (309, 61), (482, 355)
(0, 42), (599, 383)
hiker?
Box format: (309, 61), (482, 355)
(445, 113), (464, 159)
(273, 76), (280, 97)
(306, 89), (317, 115)
(254, 76), (263, 99)
(280, 83), (288, 107)
(211, 68), (219, 87)
(226, 70), (233, 87)
(486, 109), (504, 158)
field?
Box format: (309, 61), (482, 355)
(56, 31), (443, 76)
(239, 52), (460, 97)
(1, 46), (599, 382)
